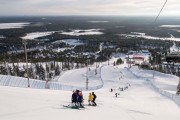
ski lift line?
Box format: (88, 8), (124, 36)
(154, 0), (168, 23)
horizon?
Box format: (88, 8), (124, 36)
(0, 15), (179, 18)
(0, 0), (179, 16)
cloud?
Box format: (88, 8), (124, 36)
(0, 0), (179, 16)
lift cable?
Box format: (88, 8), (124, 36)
(154, 0), (168, 23)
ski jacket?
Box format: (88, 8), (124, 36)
(92, 93), (96, 100)
(88, 94), (94, 101)
(72, 93), (77, 102)
(77, 91), (83, 102)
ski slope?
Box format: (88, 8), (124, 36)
(57, 66), (103, 88)
(0, 62), (180, 120)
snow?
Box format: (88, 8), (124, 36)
(53, 39), (84, 46)
(170, 42), (180, 52)
(131, 32), (146, 36)
(129, 66), (179, 94)
(58, 67), (102, 88)
(60, 29), (103, 36)
(0, 59), (180, 120)
(52, 39), (84, 52)
(160, 25), (180, 28)
(21, 31), (55, 40)
(62, 39), (84, 46)
(53, 47), (72, 52)
(120, 32), (180, 41)
(88, 21), (109, 23)
(0, 35), (5, 39)
(0, 23), (30, 29)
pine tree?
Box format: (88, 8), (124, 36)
(0, 66), (8, 75)
(29, 67), (34, 79)
(51, 62), (55, 71)
(8, 66), (13, 76)
(0, 66), (2, 74)
(35, 63), (40, 77)
(0, 66), (7, 75)
(55, 64), (60, 76)
(76, 62), (79, 69)
(116, 58), (123, 65)
(46, 63), (49, 73)
(39, 64), (45, 80)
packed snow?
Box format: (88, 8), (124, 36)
(0, 58), (180, 120)
(130, 66), (179, 94)
(0, 23), (30, 29)
(120, 32), (180, 41)
(58, 67), (102, 88)
(60, 29), (103, 36)
(21, 31), (55, 40)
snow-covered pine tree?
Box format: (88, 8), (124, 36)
(11, 63), (16, 76)
(29, 67), (34, 79)
(51, 62), (55, 71)
(35, 63), (40, 77)
(55, 64), (60, 76)
(8, 66), (13, 76)
(0, 66), (7, 75)
(39, 64), (45, 80)
(46, 63), (49, 73)
(76, 62), (79, 69)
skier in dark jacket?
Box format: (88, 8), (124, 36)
(77, 91), (84, 107)
(92, 92), (97, 106)
(72, 91), (77, 106)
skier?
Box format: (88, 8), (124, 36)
(77, 91), (84, 107)
(92, 92), (97, 106)
(115, 93), (118, 97)
(115, 93), (120, 97)
(71, 91), (77, 106)
(88, 93), (94, 105)
(110, 88), (113, 92)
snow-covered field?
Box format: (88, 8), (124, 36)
(120, 32), (180, 41)
(21, 31), (55, 40)
(0, 35), (5, 39)
(52, 39), (84, 52)
(53, 39), (84, 46)
(88, 21), (109, 23)
(0, 23), (30, 29)
(60, 29), (103, 36)
(160, 25), (180, 28)
(0, 60), (180, 120)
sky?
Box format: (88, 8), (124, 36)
(0, 0), (179, 16)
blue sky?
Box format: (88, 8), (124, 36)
(0, 0), (179, 16)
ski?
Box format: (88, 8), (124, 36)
(63, 105), (85, 110)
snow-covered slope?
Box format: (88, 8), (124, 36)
(58, 66), (103, 88)
(0, 62), (180, 120)
(130, 66), (179, 94)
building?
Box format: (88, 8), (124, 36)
(166, 42), (180, 63)
(126, 50), (151, 65)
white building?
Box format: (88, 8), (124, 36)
(126, 50), (151, 65)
